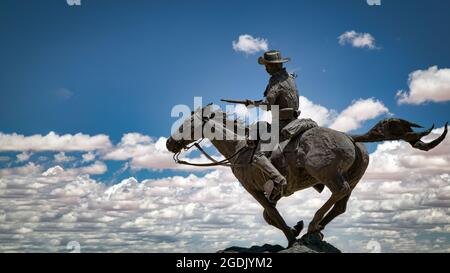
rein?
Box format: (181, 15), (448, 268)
(172, 112), (251, 167)
(173, 140), (248, 167)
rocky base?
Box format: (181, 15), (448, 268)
(218, 233), (341, 253)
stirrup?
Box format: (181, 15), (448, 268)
(264, 180), (284, 203)
(263, 180), (274, 198)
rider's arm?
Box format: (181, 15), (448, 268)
(259, 84), (279, 111)
(245, 99), (267, 108)
(245, 82), (279, 109)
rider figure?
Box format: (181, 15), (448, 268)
(246, 50), (300, 203)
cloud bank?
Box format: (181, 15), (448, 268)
(0, 127), (448, 252)
(0, 132), (112, 152)
(0, 96), (448, 253)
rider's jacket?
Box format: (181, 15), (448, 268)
(263, 68), (299, 120)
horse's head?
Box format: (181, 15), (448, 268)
(166, 103), (217, 153)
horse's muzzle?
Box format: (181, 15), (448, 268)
(166, 137), (183, 153)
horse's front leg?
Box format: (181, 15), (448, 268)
(250, 191), (297, 247)
(264, 209), (304, 238)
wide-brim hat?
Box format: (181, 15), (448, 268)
(258, 50), (290, 65)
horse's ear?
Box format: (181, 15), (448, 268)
(203, 103), (213, 112)
(202, 113), (215, 122)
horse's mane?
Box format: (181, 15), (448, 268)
(209, 107), (250, 137)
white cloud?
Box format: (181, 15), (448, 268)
(299, 96), (389, 132)
(329, 98), (390, 132)
(104, 133), (221, 171)
(1, 125), (448, 252)
(1, 132), (449, 253)
(41, 165), (65, 177)
(81, 152), (96, 163)
(0, 131), (221, 173)
(76, 161), (108, 176)
(54, 152), (75, 163)
(0, 161), (107, 179)
(232, 96), (387, 133)
(365, 127), (450, 179)
(230, 104), (272, 126)
(0, 162), (42, 177)
(0, 131), (112, 152)
(298, 96), (337, 126)
(103, 133), (156, 161)
(16, 152), (32, 163)
(42, 161), (107, 177)
(119, 132), (152, 146)
(103, 134), (178, 170)
(0, 169), (267, 252)
(396, 66), (450, 105)
(232, 34), (268, 55)
(338, 30), (377, 49)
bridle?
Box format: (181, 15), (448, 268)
(172, 111), (250, 167)
(173, 139), (247, 167)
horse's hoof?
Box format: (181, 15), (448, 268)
(317, 231), (324, 240)
(307, 223), (323, 234)
(305, 230), (324, 241)
(287, 240), (296, 248)
(293, 220), (304, 237)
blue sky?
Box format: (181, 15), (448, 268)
(1, 0), (449, 180)
(1, 0), (449, 136)
(0, 0), (449, 252)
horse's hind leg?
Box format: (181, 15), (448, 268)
(318, 194), (350, 228)
(317, 143), (369, 231)
(307, 173), (351, 234)
(308, 192), (346, 234)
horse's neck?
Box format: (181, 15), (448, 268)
(206, 116), (247, 160)
(210, 139), (245, 160)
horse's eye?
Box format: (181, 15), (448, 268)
(210, 113), (215, 119)
(178, 127), (183, 133)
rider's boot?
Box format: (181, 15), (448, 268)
(253, 153), (287, 203)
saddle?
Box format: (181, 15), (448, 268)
(280, 118), (318, 141)
(269, 118), (325, 193)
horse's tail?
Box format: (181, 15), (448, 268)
(350, 118), (447, 151)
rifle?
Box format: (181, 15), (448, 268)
(221, 99), (266, 107)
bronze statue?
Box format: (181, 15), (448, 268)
(166, 51), (448, 248)
(224, 50), (323, 202)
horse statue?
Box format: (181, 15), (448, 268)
(166, 104), (448, 247)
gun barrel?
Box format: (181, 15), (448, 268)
(221, 99), (247, 104)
